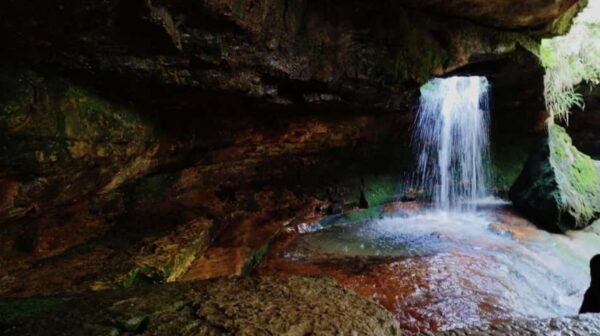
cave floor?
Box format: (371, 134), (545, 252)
(258, 200), (600, 335)
(2, 199), (600, 335)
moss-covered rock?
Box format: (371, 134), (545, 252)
(361, 175), (403, 208)
(548, 125), (600, 227)
(509, 125), (600, 232)
(492, 136), (537, 196)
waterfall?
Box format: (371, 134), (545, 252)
(414, 76), (491, 211)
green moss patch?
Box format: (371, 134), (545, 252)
(319, 206), (384, 229)
(362, 175), (402, 208)
(549, 124), (600, 227)
(343, 206), (384, 223)
(492, 136), (536, 195)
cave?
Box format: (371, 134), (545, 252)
(1, 0), (600, 335)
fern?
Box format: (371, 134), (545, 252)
(541, 0), (600, 123)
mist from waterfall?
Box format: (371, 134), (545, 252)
(414, 76), (491, 211)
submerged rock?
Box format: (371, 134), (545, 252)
(510, 125), (600, 232)
(0, 275), (401, 336)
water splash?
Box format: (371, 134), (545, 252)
(414, 76), (491, 210)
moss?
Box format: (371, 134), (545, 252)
(493, 160), (526, 195)
(318, 206), (384, 228)
(492, 137), (535, 195)
(549, 124), (600, 227)
(509, 135), (567, 232)
(514, 34), (540, 57)
(343, 206), (383, 223)
(547, 0), (588, 36)
(362, 175), (401, 207)
(0, 296), (65, 323)
(539, 40), (558, 68)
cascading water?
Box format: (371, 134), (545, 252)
(414, 76), (491, 211)
(264, 78), (596, 335)
(261, 77), (596, 335)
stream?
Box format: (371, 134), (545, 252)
(259, 201), (600, 334)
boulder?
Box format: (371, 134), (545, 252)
(510, 125), (600, 232)
(0, 276), (401, 336)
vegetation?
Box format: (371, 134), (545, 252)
(540, 0), (600, 123)
(548, 125), (600, 227)
(537, 0), (600, 227)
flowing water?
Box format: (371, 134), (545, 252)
(259, 76), (600, 334)
(260, 203), (600, 334)
(414, 76), (490, 211)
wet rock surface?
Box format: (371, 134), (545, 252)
(0, 275), (401, 336)
(421, 314), (600, 336)
(258, 203), (600, 335)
